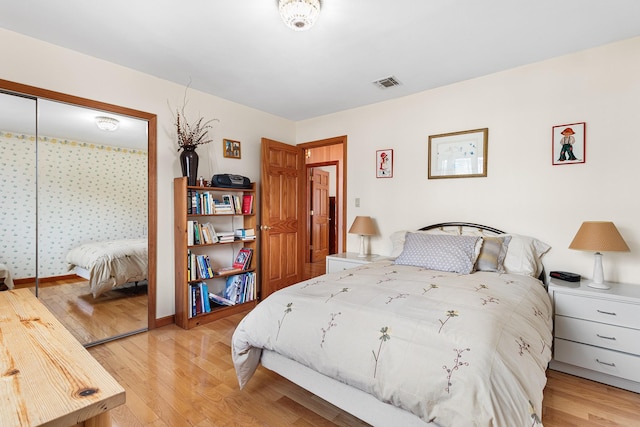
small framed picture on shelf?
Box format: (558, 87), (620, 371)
(552, 122), (585, 165)
(376, 149), (393, 178)
(223, 139), (241, 159)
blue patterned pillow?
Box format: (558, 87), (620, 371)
(394, 233), (481, 274)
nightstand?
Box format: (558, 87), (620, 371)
(548, 278), (640, 393)
(325, 253), (387, 274)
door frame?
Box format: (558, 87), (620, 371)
(298, 135), (347, 261)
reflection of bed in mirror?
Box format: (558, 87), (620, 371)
(0, 82), (155, 346)
(0, 263), (14, 291)
(66, 238), (148, 298)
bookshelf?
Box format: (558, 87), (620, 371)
(174, 177), (258, 329)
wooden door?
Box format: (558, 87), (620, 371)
(260, 138), (305, 299)
(310, 168), (330, 262)
(329, 196), (337, 254)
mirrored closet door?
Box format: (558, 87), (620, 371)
(0, 84), (156, 347)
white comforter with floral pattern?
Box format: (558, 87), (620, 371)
(232, 260), (552, 426)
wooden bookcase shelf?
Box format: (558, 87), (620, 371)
(174, 177), (258, 329)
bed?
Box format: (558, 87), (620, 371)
(232, 223), (553, 426)
(65, 238), (148, 298)
(0, 263), (14, 291)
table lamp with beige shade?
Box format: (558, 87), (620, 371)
(348, 216), (377, 257)
(569, 221), (630, 289)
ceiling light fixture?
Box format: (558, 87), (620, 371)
(95, 116), (119, 131)
(278, 0), (320, 32)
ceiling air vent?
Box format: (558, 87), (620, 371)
(373, 76), (401, 89)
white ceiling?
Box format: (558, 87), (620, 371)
(0, 93), (148, 150)
(1, 0), (640, 123)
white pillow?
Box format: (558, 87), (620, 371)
(501, 234), (551, 277)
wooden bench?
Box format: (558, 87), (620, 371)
(0, 288), (125, 426)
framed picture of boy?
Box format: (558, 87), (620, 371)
(552, 122), (585, 165)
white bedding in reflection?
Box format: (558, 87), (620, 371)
(66, 239), (147, 297)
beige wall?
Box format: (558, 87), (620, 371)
(0, 28), (295, 318)
(3, 26), (640, 318)
(295, 36), (640, 285)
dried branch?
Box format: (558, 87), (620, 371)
(172, 84), (219, 151)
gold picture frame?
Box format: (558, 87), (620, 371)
(223, 139), (241, 159)
(428, 128), (488, 179)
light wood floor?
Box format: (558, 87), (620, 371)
(33, 277), (148, 344)
(89, 310), (640, 427)
(303, 259), (326, 281)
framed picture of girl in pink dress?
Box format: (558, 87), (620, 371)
(376, 149), (393, 178)
(552, 122), (585, 165)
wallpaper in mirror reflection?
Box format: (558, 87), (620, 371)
(0, 93), (149, 345)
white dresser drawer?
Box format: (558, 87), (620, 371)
(555, 293), (640, 329)
(554, 315), (640, 355)
(554, 338), (640, 382)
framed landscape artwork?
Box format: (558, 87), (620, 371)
(428, 128), (488, 179)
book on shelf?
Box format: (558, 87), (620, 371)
(200, 224), (211, 244)
(224, 274), (244, 304)
(189, 220), (216, 245)
(199, 222), (218, 244)
(187, 221), (195, 246)
(189, 254), (215, 280)
(194, 221), (203, 245)
(242, 194), (254, 214)
(233, 247), (253, 270)
(234, 228), (256, 240)
(189, 282), (213, 317)
(200, 282), (211, 313)
(216, 230), (235, 243)
(191, 283), (203, 317)
(204, 255), (214, 278)
(223, 272), (256, 305)
(209, 292), (235, 307)
(195, 255), (206, 279)
(233, 195), (242, 214)
(213, 266), (244, 276)
(213, 199), (234, 214)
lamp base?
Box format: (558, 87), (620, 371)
(587, 281), (611, 290)
(357, 235), (367, 258)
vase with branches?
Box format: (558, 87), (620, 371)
(173, 92), (218, 186)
